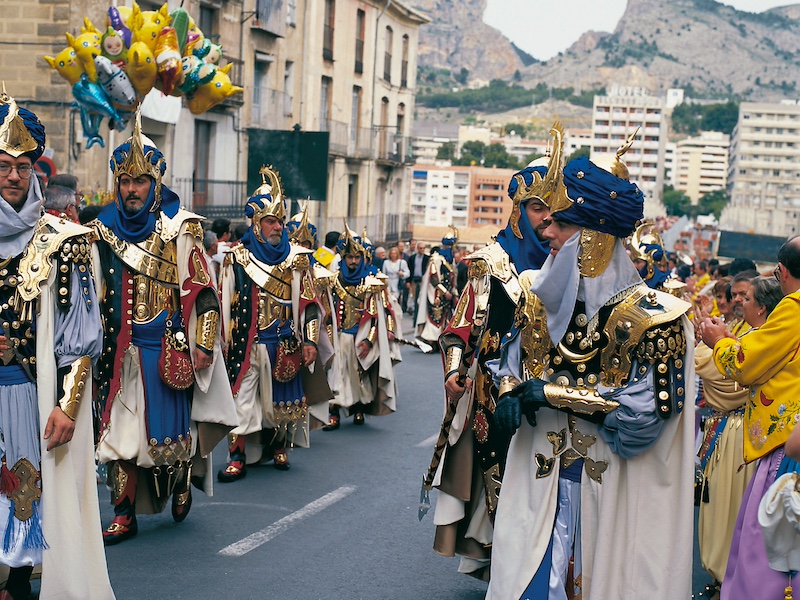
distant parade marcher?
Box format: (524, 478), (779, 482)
(415, 226), (458, 347)
(629, 220), (686, 296)
(217, 169), (324, 479)
(285, 204), (337, 431)
(487, 133), (695, 599)
(92, 112), (237, 545)
(0, 88), (114, 600)
(424, 127), (558, 579)
(314, 230), (340, 271)
(700, 238), (800, 600)
(323, 225), (400, 430)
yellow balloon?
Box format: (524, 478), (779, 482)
(126, 41), (157, 98)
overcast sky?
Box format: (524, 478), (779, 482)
(484, 0), (795, 61)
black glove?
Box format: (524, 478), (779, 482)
(494, 394), (522, 437)
(510, 379), (547, 409)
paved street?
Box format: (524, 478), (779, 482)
(99, 315), (487, 600)
(86, 314), (712, 599)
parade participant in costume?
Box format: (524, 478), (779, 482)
(695, 276), (781, 598)
(424, 126), (558, 579)
(0, 90), (114, 600)
(217, 169), (323, 478)
(286, 205), (338, 431)
(700, 240), (800, 600)
(629, 220), (686, 297)
(415, 226), (458, 347)
(323, 224), (400, 430)
(487, 133), (695, 599)
(92, 111), (236, 545)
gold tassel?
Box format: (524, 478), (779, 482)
(785, 583), (793, 600)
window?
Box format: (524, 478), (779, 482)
(355, 10), (365, 74)
(198, 4), (218, 39)
(252, 59), (270, 121)
(384, 26), (393, 83)
(350, 86), (362, 149)
(283, 61), (294, 116)
(347, 174), (358, 215)
(193, 120), (213, 208)
(320, 76), (332, 128)
(323, 0), (335, 61)
(401, 34), (409, 88)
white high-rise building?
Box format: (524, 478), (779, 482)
(721, 101), (800, 237)
(591, 88), (667, 218)
(674, 131), (730, 204)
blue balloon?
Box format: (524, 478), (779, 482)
(73, 103), (105, 149)
(72, 74), (125, 131)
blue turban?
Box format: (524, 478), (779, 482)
(109, 141), (167, 179)
(557, 156), (644, 238)
(0, 103), (46, 161)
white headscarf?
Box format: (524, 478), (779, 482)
(0, 173), (43, 259)
(531, 231), (642, 346)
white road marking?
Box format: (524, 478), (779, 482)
(416, 433), (439, 448)
(218, 485), (357, 557)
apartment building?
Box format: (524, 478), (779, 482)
(410, 121), (460, 164)
(673, 131), (729, 204)
(721, 101), (800, 237)
(591, 89), (667, 218)
(409, 164), (514, 230)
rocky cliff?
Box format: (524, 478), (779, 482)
(408, 0), (525, 82)
(408, 0), (800, 100)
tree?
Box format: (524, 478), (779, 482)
(436, 141), (456, 162)
(522, 152), (544, 166)
(566, 146), (591, 162)
(455, 140), (487, 166)
(698, 189), (729, 218)
(456, 67), (469, 85)
(662, 185), (693, 217)
(484, 142), (520, 170)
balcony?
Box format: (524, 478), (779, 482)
(376, 131), (414, 165)
(322, 119), (372, 159)
(173, 178), (249, 215)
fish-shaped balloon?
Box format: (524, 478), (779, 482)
(72, 74), (123, 124)
(154, 26), (181, 96)
(95, 56), (136, 110)
(126, 41), (157, 98)
(76, 105), (106, 149)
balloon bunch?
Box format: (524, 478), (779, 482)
(43, 2), (244, 149)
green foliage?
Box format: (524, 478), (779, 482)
(566, 146), (591, 162)
(417, 80), (606, 112)
(456, 67), (469, 86)
(454, 141), (521, 170)
(662, 185), (693, 217)
(698, 189), (729, 219)
(436, 141), (457, 162)
(671, 101), (739, 135)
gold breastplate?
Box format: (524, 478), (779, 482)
(133, 275), (179, 323)
(257, 289), (292, 331)
(335, 280), (366, 331)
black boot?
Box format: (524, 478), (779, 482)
(3, 566), (33, 600)
(172, 460), (193, 522)
(322, 406), (340, 431)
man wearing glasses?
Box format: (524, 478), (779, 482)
(700, 240), (800, 599)
(0, 91), (114, 599)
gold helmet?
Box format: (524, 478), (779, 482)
(0, 83), (45, 160)
(629, 220), (668, 280)
(337, 220), (366, 258)
(245, 165), (286, 242)
(508, 121), (565, 238)
(287, 202), (317, 248)
(110, 108), (167, 210)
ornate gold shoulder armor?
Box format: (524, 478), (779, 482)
(17, 215), (93, 302)
(466, 242), (514, 283)
(515, 271), (551, 381)
(160, 209), (205, 243)
(601, 285), (690, 388)
(290, 248), (312, 271)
